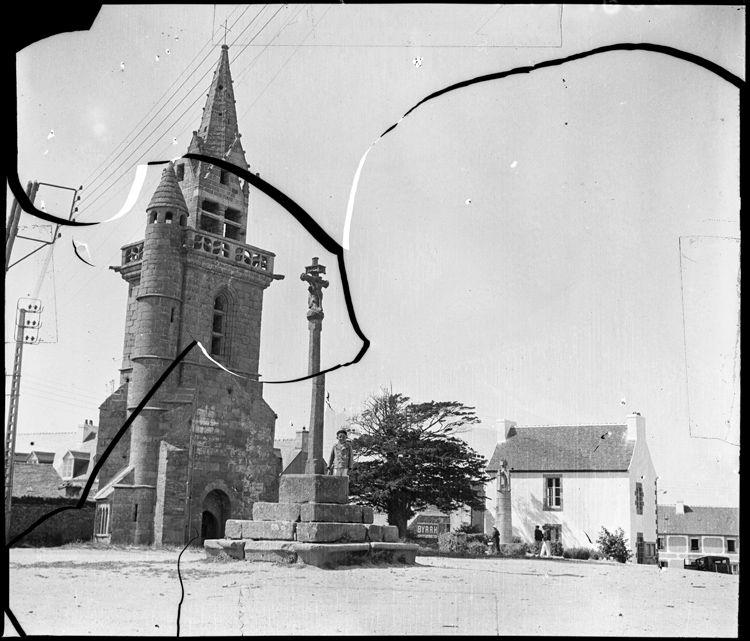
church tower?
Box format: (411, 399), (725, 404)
(93, 45), (284, 546)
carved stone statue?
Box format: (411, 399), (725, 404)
(300, 257), (329, 320)
(499, 459), (510, 490)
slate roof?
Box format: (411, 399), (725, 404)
(147, 162), (188, 214)
(658, 505), (739, 536)
(64, 450), (91, 460)
(93, 466), (134, 501)
(12, 463), (64, 499)
(28, 451), (56, 464)
(487, 424), (634, 472)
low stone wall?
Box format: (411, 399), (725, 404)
(9, 497), (96, 547)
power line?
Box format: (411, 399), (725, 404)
(75, 5), (256, 219)
(54, 5), (295, 307)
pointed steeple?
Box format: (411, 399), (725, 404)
(196, 45), (243, 162)
(147, 162), (188, 215)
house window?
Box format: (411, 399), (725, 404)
(727, 539), (736, 553)
(211, 295), (227, 357)
(657, 536), (664, 550)
(62, 457), (74, 479)
(543, 475), (562, 511)
(635, 482), (644, 515)
(690, 538), (700, 552)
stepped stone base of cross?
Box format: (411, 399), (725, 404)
(204, 474), (419, 567)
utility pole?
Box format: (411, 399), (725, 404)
(5, 180), (81, 273)
(5, 181), (38, 273)
(4, 299), (43, 543)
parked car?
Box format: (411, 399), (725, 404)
(689, 556), (733, 574)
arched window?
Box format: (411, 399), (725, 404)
(179, 214), (187, 227)
(148, 211), (157, 224)
(211, 295), (227, 357)
(165, 211), (173, 224)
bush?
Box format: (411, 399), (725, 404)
(455, 523), (482, 535)
(562, 547), (599, 560)
(550, 541), (564, 557)
(497, 542), (530, 557)
(438, 532), (468, 553)
(468, 532), (491, 545)
(467, 540), (490, 556)
(597, 527), (633, 563)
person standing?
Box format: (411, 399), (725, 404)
(540, 526), (552, 558)
(328, 429), (354, 476)
(491, 527), (501, 555)
(534, 525), (544, 557)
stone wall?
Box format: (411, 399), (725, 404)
(94, 384), (130, 489)
(9, 498), (95, 547)
(110, 485), (156, 545)
(154, 441), (189, 545)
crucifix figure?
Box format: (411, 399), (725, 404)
(300, 257), (329, 321)
(300, 258), (329, 474)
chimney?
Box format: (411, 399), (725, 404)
(497, 419), (517, 445)
(295, 426), (309, 452)
(626, 413), (645, 441)
(675, 500), (685, 515)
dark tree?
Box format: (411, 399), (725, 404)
(346, 390), (489, 538)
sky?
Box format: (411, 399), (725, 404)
(7, 5), (742, 508)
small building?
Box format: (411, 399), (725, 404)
(274, 427), (309, 475)
(657, 502), (739, 573)
(408, 506), (452, 538)
(484, 414), (658, 563)
(26, 451), (55, 465)
(9, 464), (95, 546)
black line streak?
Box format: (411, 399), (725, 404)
(176, 528), (199, 636)
(383, 43), (743, 138)
(182, 153), (371, 384)
(7, 177), (97, 227)
(4, 605), (27, 637)
(5, 341), (197, 549)
(72, 239), (95, 267)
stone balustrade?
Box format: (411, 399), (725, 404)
(120, 232), (275, 275)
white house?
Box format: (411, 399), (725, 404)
(657, 502), (739, 573)
(484, 413), (658, 563)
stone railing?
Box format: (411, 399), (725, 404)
(187, 230), (274, 274)
(121, 234), (275, 275)
(122, 241), (144, 265)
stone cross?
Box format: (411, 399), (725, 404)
(300, 258), (329, 474)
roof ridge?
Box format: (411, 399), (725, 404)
(518, 423), (626, 427)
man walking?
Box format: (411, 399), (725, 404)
(540, 526), (552, 558)
(534, 525), (544, 557)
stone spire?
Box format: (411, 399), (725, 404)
(196, 45), (243, 161)
(147, 162), (188, 215)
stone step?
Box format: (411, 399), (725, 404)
(225, 519), (397, 543)
(297, 522), (367, 543)
(252, 501), (374, 524)
(279, 474), (348, 504)
(205, 539), (420, 567)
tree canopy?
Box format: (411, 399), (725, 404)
(347, 390), (489, 537)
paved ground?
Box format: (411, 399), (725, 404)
(6, 546), (739, 637)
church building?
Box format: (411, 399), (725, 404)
(92, 45), (284, 546)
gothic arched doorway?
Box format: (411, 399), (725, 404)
(201, 489), (231, 543)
